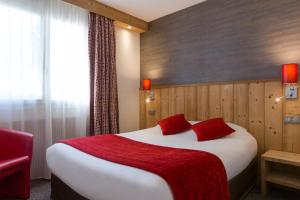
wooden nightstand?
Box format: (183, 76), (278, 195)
(261, 150), (300, 196)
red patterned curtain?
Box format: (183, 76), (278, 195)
(88, 12), (119, 135)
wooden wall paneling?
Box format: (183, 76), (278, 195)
(145, 89), (161, 128)
(264, 81), (283, 151)
(184, 86), (197, 120)
(168, 88), (176, 116)
(284, 124), (300, 153)
(145, 90), (153, 128)
(283, 99), (293, 153)
(145, 91), (154, 128)
(196, 85), (209, 121)
(234, 83), (249, 129)
(160, 88), (169, 119)
(139, 80), (300, 155)
(283, 124), (293, 152)
(220, 84), (234, 122)
(154, 89), (161, 122)
(175, 87), (185, 114)
(208, 85), (221, 118)
(283, 83), (300, 153)
(285, 88), (300, 115)
(291, 124), (300, 153)
(249, 82), (265, 155)
(139, 90), (146, 129)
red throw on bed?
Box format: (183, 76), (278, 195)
(61, 135), (230, 200)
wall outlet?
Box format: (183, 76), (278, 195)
(148, 110), (156, 116)
(284, 115), (300, 124)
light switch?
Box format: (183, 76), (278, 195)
(285, 86), (298, 99)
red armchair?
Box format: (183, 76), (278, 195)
(0, 128), (33, 199)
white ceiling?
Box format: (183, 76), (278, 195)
(97, 0), (207, 22)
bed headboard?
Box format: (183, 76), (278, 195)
(139, 80), (300, 155)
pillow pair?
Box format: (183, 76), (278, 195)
(158, 114), (235, 141)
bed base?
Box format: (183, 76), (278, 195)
(228, 157), (257, 200)
(51, 157), (257, 200)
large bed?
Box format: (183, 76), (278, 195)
(47, 122), (258, 200)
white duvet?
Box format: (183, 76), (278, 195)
(46, 122), (257, 200)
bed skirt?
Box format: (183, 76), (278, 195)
(51, 157), (257, 200)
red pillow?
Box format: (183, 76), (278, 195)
(158, 114), (191, 135)
(192, 118), (235, 141)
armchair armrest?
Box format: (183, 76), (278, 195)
(0, 129), (33, 161)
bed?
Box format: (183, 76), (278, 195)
(47, 122), (258, 200)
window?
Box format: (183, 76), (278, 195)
(0, 3), (43, 100)
(49, 15), (89, 103)
(0, 0), (90, 180)
(0, 1), (89, 104)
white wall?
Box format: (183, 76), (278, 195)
(115, 26), (140, 132)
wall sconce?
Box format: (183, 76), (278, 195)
(282, 63), (298, 99)
(143, 79), (155, 102)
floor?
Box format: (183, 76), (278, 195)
(5, 180), (300, 200)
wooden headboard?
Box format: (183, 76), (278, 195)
(139, 80), (300, 155)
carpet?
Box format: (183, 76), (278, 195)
(3, 180), (300, 200)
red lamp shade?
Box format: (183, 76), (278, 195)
(282, 63), (298, 84)
(143, 79), (151, 90)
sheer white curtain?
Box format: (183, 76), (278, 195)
(0, 0), (89, 178)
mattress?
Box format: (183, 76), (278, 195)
(46, 122), (257, 200)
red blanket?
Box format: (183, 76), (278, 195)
(61, 135), (230, 200)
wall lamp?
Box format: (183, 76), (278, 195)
(143, 79), (155, 102)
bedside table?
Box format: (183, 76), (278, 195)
(261, 150), (300, 196)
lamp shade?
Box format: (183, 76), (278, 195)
(143, 79), (151, 90)
(282, 63), (298, 84)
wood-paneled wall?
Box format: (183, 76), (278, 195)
(140, 80), (300, 155)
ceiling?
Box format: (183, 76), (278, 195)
(97, 0), (207, 22)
